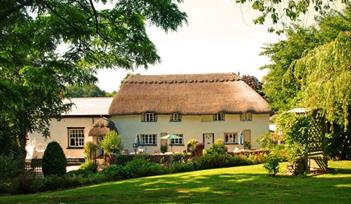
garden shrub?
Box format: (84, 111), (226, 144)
(43, 175), (67, 190)
(100, 131), (122, 155)
(170, 162), (195, 173)
(66, 168), (93, 177)
(258, 132), (278, 150)
(244, 141), (251, 149)
(100, 131), (123, 165)
(124, 158), (167, 178)
(171, 153), (186, 163)
(102, 165), (127, 181)
(62, 174), (87, 187)
(10, 173), (42, 194)
(270, 145), (289, 161)
(114, 154), (134, 166)
(227, 155), (253, 166)
(0, 153), (22, 182)
(206, 139), (227, 155)
(277, 113), (310, 172)
(193, 153), (230, 169)
(187, 139), (198, 153)
(246, 153), (268, 164)
(86, 173), (107, 184)
(42, 141), (67, 177)
(84, 142), (97, 161)
(43, 174), (91, 191)
(80, 161), (98, 173)
(264, 155), (280, 176)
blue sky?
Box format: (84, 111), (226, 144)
(96, 0), (286, 92)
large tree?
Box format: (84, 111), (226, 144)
(0, 0), (187, 161)
(241, 75), (264, 96)
(65, 84), (108, 97)
(261, 6), (351, 159)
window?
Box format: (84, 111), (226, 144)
(240, 112), (252, 121)
(68, 128), (84, 148)
(224, 133), (238, 144)
(139, 134), (157, 145)
(170, 134), (183, 145)
(170, 113), (181, 122)
(142, 112), (157, 122)
(213, 112), (225, 121)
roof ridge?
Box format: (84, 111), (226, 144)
(65, 97), (113, 100)
(123, 72), (240, 84)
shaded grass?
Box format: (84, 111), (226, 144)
(1, 161), (351, 204)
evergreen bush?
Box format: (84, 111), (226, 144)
(42, 141), (67, 177)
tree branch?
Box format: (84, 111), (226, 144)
(89, 0), (99, 34)
(41, 1), (77, 31)
(0, 0), (33, 23)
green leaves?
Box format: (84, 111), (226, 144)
(64, 84), (110, 97)
(100, 131), (123, 155)
(294, 32), (351, 127)
(0, 0), (187, 157)
(235, 0), (347, 34)
(263, 7), (351, 162)
(262, 7), (351, 117)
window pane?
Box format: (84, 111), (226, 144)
(68, 128), (84, 147)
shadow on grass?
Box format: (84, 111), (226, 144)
(2, 166), (351, 204)
(332, 168), (351, 174)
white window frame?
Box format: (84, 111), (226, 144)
(139, 134), (157, 146)
(68, 128), (85, 148)
(170, 134), (183, 145)
(240, 112), (252, 121)
(213, 112), (225, 121)
(170, 113), (181, 122)
(224, 132), (238, 144)
(142, 112), (157, 122)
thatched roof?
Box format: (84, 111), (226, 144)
(88, 117), (117, 137)
(109, 73), (271, 115)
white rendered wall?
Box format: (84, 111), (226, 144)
(111, 114), (270, 154)
(26, 117), (97, 159)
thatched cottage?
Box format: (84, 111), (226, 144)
(26, 72), (271, 159)
(109, 73), (271, 154)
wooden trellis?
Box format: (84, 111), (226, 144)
(286, 108), (328, 174)
(307, 114), (328, 171)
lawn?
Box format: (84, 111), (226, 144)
(1, 161), (351, 204)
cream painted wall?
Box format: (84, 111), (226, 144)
(111, 114), (270, 154)
(27, 117), (97, 159)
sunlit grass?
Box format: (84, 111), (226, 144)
(1, 161), (351, 204)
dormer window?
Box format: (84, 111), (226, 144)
(142, 112), (157, 122)
(170, 113), (181, 122)
(240, 112), (252, 121)
(213, 112), (225, 121)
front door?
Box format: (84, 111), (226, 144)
(203, 133), (214, 148)
(243, 129), (251, 149)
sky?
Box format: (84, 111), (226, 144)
(96, 0), (286, 92)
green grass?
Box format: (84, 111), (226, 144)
(2, 161), (351, 204)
